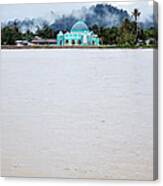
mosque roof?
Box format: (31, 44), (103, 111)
(58, 31), (63, 35)
(71, 20), (89, 33)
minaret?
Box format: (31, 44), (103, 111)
(57, 31), (64, 46)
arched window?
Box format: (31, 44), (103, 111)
(78, 40), (81, 45)
(72, 40), (75, 45)
(65, 40), (69, 44)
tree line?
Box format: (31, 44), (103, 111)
(1, 9), (157, 48)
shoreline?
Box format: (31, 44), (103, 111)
(1, 45), (156, 50)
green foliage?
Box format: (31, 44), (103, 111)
(91, 18), (139, 47)
(116, 19), (137, 47)
(1, 13), (158, 48)
(91, 25), (119, 45)
(1, 24), (57, 45)
(143, 28), (158, 41)
(21, 30), (34, 42)
(1, 25), (22, 45)
(117, 33), (137, 47)
(36, 25), (57, 39)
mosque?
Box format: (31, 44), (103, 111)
(57, 20), (100, 47)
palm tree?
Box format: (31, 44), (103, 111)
(132, 9), (141, 43)
(132, 8), (141, 22)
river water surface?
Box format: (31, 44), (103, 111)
(0, 49), (154, 180)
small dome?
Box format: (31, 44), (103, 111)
(71, 21), (89, 33)
(58, 31), (63, 35)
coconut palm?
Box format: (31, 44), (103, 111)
(132, 9), (141, 43)
(132, 8), (141, 22)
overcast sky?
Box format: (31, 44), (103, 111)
(0, 0), (154, 23)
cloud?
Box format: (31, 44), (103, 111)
(148, 1), (153, 6)
(112, 1), (135, 6)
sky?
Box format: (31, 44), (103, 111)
(0, 0), (154, 23)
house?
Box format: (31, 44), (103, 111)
(16, 40), (29, 46)
(31, 36), (57, 46)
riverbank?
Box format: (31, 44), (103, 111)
(1, 45), (156, 49)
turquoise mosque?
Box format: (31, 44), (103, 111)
(57, 20), (100, 47)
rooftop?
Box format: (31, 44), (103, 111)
(71, 20), (89, 33)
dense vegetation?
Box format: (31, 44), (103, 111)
(1, 7), (158, 48)
(90, 20), (157, 47)
(1, 25), (56, 45)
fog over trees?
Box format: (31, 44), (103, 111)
(1, 4), (157, 47)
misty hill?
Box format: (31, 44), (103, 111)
(51, 4), (129, 31)
(2, 4), (154, 33)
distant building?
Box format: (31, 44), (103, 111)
(31, 36), (57, 46)
(16, 37), (57, 47)
(57, 20), (100, 47)
(16, 40), (29, 47)
(145, 38), (155, 46)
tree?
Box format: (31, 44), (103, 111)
(116, 18), (137, 47)
(22, 30), (34, 42)
(132, 8), (141, 22)
(91, 24), (99, 35)
(132, 9), (141, 43)
(36, 25), (57, 38)
(1, 25), (22, 45)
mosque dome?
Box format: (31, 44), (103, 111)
(71, 20), (89, 32)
